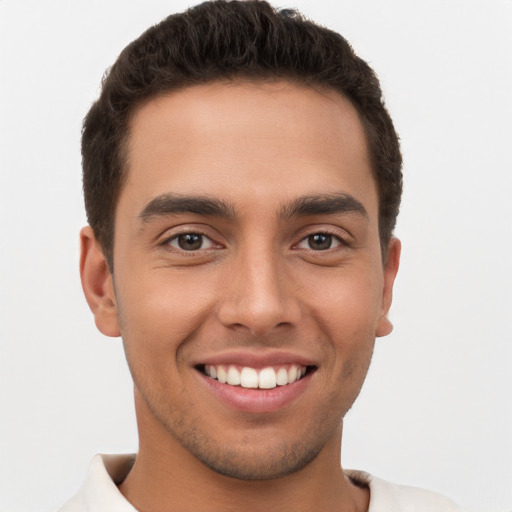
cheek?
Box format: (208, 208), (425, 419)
(115, 271), (215, 361)
(311, 267), (384, 337)
(308, 266), (383, 385)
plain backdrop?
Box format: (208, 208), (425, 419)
(1, 1), (511, 511)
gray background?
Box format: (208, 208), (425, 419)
(1, 1), (511, 511)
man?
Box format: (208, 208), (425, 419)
(61, 1), (461, 510)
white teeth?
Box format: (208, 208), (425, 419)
(276, 367), (288, 386)
(259, 367), (277, 389)
(217, 366), (228, 383)
(227, 366), (241, 385)
(288, 365), (298, 383)
(205, 364), (308, 389)
(240, 367), (259, 388)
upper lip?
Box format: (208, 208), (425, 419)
(191, 350), (318, 368)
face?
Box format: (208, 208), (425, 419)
(82, 81), (400, 480)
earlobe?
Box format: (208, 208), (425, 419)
(376, 237), (401, 338)
(80, 226), (121, 337)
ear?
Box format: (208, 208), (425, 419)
(80, 226), (121, 337)
(376, 237), (401, 338)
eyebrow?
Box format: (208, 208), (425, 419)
(138, 192), (368, 224)
(280, 193), (368, 220)
(138, 194), (235, 222)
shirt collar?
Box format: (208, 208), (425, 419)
(59, 454), (137, 511)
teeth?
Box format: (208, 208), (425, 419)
(276, 367), (288, 386)
(288, 365), (298, 383)
(204, 364), (308, 389)
(258, 367), (277, 389)
(217, 366), (227, 383)
(240, 367), (259, 388)
(227, 366), (241, 386)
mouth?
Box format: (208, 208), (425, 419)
(197, 363), (316, 390)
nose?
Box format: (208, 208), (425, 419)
(216, 246), (302, 336)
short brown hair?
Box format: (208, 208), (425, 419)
(82, 0), (402, 269)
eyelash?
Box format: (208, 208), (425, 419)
(161, 231), (220, 252)
(160, 229), (349, 254)
(294, 231), (350, 251)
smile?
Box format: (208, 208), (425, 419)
(203, 364), (309, 389)
(196, 359), (317, 413)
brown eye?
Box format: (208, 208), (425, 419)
(169, 233), (214, 251)
(296, 233), (344, 251)
(307, 233), (333, 250)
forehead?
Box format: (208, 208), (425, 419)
(122, 80), (377, 220)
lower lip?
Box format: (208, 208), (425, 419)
(197, 371), (312, 413)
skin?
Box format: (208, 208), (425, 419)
(80, 81), (400, 512)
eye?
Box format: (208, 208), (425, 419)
(296, 233), (344, 251)
(167, 233), (216, 251)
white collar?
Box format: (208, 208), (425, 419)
(59, 454), (136, 511)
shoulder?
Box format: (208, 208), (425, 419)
(345, 469), (463, 512)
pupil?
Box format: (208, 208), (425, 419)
(309, 233), (331, 250)
(178, 233), (202, 250)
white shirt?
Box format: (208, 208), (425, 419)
(58, 454), (462, 511)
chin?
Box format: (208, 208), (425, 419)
(184, 436), (326, 481)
